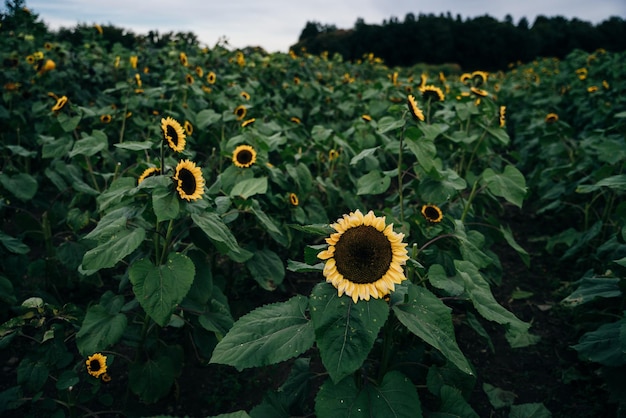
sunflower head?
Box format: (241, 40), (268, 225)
(421, 85), (445, 102)
(207, 71), (216, 84)
(545, 113), (559, 123)
(317, 209), (409, 303)
(289, 193), (299, 206)
(161, 116), (186, 152)
(499, 106), (506, 128)
(138, 167), (160, 185)
(185, 74), (194, 85)
(100, 114), (112, 123)
(184, 120), (193, 136)
(240, 91), (250, 100)
(361, 114), (372, 122)
(407, 94), (424, 122)
(86, 353), (107, 378)
(232, 144), (257, 168)
(173, 160), (205, 201)
(234, 105), (247, 120)
(52, 95), (68, 112)
(421, 204), (443, 223)
(241, 118), (256, 128)
(470, 86), (489, 97)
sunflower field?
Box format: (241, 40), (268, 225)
(2, 3), (626, 418)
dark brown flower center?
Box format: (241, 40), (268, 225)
(333, 225), (392, 284)
(166, 125), (179, 145)
(179, 168), (197, 195)
(90, 360), (101, 371)
(236, 150), (253, 165)
(423, 206), (441, 221)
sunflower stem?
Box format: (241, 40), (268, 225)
(159, 219), (175, 265)
(378, 315), (395, 383)
(398, 124), (406, 224)
(461, 179), (479, 223)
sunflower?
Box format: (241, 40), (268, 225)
(471, 70), (488, 86)
(52, 95), (68, 112)
(195, 66), (203, 77)
(240, 91), (250, 100)
(587, 86), (598, 93)
(135, 73), (142, 87)
(290, 116), (301, 124)
(232, 144), (257, 168)
(470, 87), (489, 97)
(361, 114), (372, 122)
(234, 105), (247, 121)
(86, 353), (107, 378)
(317, 209), (409, 303)
(499, 106), (506, 128)
(545, 113), (559, 123)
(161, 117), (186, 152)
(421, 204), (443, 223)
(289, 193), (299, 206)
(421, 85), (445, 102)
(100, 114), (112, 123)
(38, 59), (55, 74)
(94, 24), (103, 35)
(407, 94), (424, 121)
(182, 120), (193, 136)
(418, 73), (427, 89)
(102, 373), (112, 383)
(25, 55), (35, 65)
(459, 72), (472, 84)
(179, 52), (188, 67)
(173, 160), (205, 201)
(185, 74), (194, 85)
(138, 167), (160, 184)
(328, 149), (339, 161)
(207, 71), (216, 84)
(129, 55), (138, 69)
(241, 118), (256, 127)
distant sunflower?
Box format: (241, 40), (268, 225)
(361, 114), (372, 122)
(459, 72), (472, 84)
(241, 118), (256, 127)
(545, 113), (559, 123)
(328, 149), (339, 161)
(418, 73), (427, 89)
(161, 116), (186, 152)
(471, 70), (488, 86)
(470, 87), (489, 97)
(179, 52), (188, 67)
(240, 91), (250, 100)
(499, 106), (506, 128)
(138, 167), (160, 184)
(317, 209), (409, 303)
(290, 116), (301, 124)
(135, 73), (142, 87)
(173, 160), (205, 201)
(129, 55), (138, 69)
(421, 85), (445, 102)
(86, 353), (107, 379)
(232, 144), (257, 168)
(587, 86), (598, 93)
(185, 74), (194, 85)
(289, 193), (299, 206)
(184, 120), (193, 135)
(52, 95), (68, 112)
(407, 94), (424, 121)
(100, 114), (112, 123)
(234, 105), (247, 120)
(207, 71), (216, 84)
(102, 373), (112, 383)
(195, 66), (204, 77)
(421, 204), (443, 223)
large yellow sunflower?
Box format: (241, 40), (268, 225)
(232, 144), (257, 168)
(421, 85), (445, 102)
(86, 353), (107, 378)
(407, 94), (424, 121)
(161, 116), (186, 152)
(173, 160), (205, 201)
(138, 167), (160, 184)
(317, 209), (409, 303)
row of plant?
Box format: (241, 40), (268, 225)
(1, 2), (624, 417)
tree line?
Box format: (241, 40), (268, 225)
(291, 13), (626, 71)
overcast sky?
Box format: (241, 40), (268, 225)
(24, 0), (626, 52)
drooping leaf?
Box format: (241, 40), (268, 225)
(246, 248), (285, 291)
(76, 293), (127, 356)
(315, 371), (422, 418)
(230, 177), (268, 199)
(481, 165), (527, 208)
(152, 184), (180, 222)
(393, 282), (473, 375)
(210, 295), (314, 370)
(0, 173), (38, 201)
(129, 253), (195, 327)
(509, 403), (552, 418)
(572, 318), (626, 367)
(561, 277), (622, 306)
(128, 345), (183, 403)
(356, 170), (391, 195)
(483, 383), (516, 409)
(309, 282), (389, 383)
(81, 227), (145, 272)
(0, 231), (29, 254)
(192, 212), (251, 260)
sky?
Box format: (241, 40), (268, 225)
(24, 0), (626, 53)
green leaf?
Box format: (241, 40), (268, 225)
(455, 260), (539, 348)
(309, 282), (389, 383)
(405, 130), (436, 172)
(376, 115), (406, 133)
(113, 141), (155, 151)
(315, 371), (422, 418)
(96, 177), (136, 212)
(246, 248), (285, 291)
(196, 108), (222, 129)
(561, 277), (622, 306)
(152, 184), (180, 222)
(57, 113), (81, 132)
(418, 122), (449, 141)
(287, 259), (324, 273)
(436, 385), (479, 418)
(69, 130), (108, 157)
(0, 231), (29, 254)
(192, 212), (251, 260)
(349, 147), (379, 165)
(393, 282), (473, 375)
(509, 403), (552, 418)
(577, 174), (626, 193)
(129, 345), (183, 403)
(482, 165), (527, 208)
(76, 294), (127, 356)
(572, 318), (626, 366)
(198, 299), (234, 339)
(208, 412), (251, 418)
(500, 225), (530, 267)
(483, 383), (516, 409)
(55, 370), (79, 391)
(288, 223), (334, 236)
(17, 358), (49, 392)
(210, 295), (315, 370)
(0, 173), (38, 201)
(129, 253), (195, 327)
(81, 227), (146, 272)
(356, 170), (391, 195)
(230, 177), (268, 199)
(41, 134), (73, 158)
(428, 264), (464, 296)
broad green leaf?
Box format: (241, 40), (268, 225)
(129, 344), (183, 403)
(482, 165), (527, 208)
(428, 264), (464, 296)
(196, 108), (221, 129)
(198, 299), (234, 339)
(561, 277), (622, 306)
(576, 174), (626, 193)
(76, 294), (127, 356)
(6, 145), (36, 157)
(455, 260), (539, 348)
(500, 225), (530, 267)
(17, 358), (49, 393)
(350, 147), (379, 165)
(0, 231), (29, 254)
(393, 282), (473, 374)
(405, 131), (436, 172)
(152, 184), (180, 222)
(418, 122), (449, 141)
(572, 319), (626, 366)
(210, 295), (314, 370)
(287, 259), (324, 273)
(57, 113), (81, 132)
(311, 125), (333, 144)
(192, 212), (251, 260)
(509, 403), (552, 418)
(288, 223), (333, 235)
(483, 383), (516, 409)
(96, 177), (136, 212)
(230, 177), (268, 199)
(129, 253), (195, 327)
(315, 371), (422, 418)
(246, 248), (285, 291)
(81, 227), (145, 272)
(376, 115), (406, 133)
(55, 370), (79, 391)
(250, 201), (286, 245)
(0, 173), (38, 201)
(419, 168), (467, 203)
(41, 135), (73, 158)
(356, 170), (391, 195)
(309, 282), (389, 383)
(454, 221), (494, 269)
(84, 207), (133, 241)
(208, 412), (251, 418)
(114, 141), (155, 151)
(69, 131), (108, 157)
(436, 385), (479, 418)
